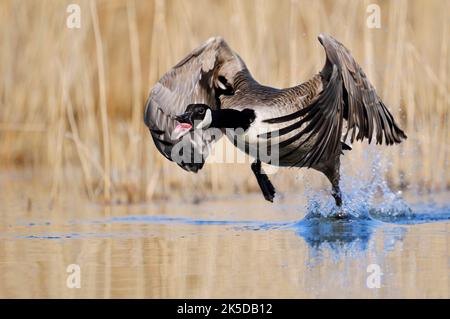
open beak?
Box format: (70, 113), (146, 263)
(171, 113), (193, 140)
(175, 113), (191, 123)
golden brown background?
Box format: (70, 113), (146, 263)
(0, 0), (449, 299)
(0, 0), (448, 203)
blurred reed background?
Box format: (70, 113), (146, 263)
(0, 0), (448, 204)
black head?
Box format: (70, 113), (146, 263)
(172, 104), (213, 140)
(175, 104), (212, 127)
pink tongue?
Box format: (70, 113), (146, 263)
(171, 123), (192, 140)
(177, 123), (192, 130)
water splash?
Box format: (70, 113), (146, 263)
(6, 147), (449, 266)
(304, 151), (412, 221)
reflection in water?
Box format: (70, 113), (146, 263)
(294, 216), (378, 254)
(9, 202), (450, 261)
(1, 161), (450, 298)
(6, 151), (449, 266)
(1, 199), (449, 298)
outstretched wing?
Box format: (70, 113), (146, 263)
(263, 33), (407, 168)
(144, 37), (246, 172)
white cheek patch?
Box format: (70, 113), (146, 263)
(217, 80), (227, 90)
(196, 109), (212, 129)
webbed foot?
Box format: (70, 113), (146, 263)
(251, 160), (276, 203)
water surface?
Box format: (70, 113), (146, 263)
(0, 172), (449, 298)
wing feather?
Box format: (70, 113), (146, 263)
(262, 33), (407, 168)
(144, 37), (247, 172)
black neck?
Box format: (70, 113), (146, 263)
(211, 109), (255, 131)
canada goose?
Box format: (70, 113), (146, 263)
(144, 34), (407, 209)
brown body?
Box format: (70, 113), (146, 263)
(144, 34), (407, 206)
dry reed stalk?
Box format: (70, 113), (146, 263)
(90, 0), (111, 201)
(0, 0), (448, 202)
(66, 96), (95, 199)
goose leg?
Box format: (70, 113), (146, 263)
(331, 179), (348, 219)
(320, 163), (348, 219)
(321, 158), (343, 208)
(328, 171), (343, 208)
(331, 181), (342, 207)
(251, 160), (276, 202)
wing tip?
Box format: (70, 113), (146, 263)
(206, 36), (225, 45)
(318, 33), (326, 44)
(318, 33), (332, 44)
(394, 127), (408, 144)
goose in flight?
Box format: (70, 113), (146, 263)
(144, 34), (406, 209)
